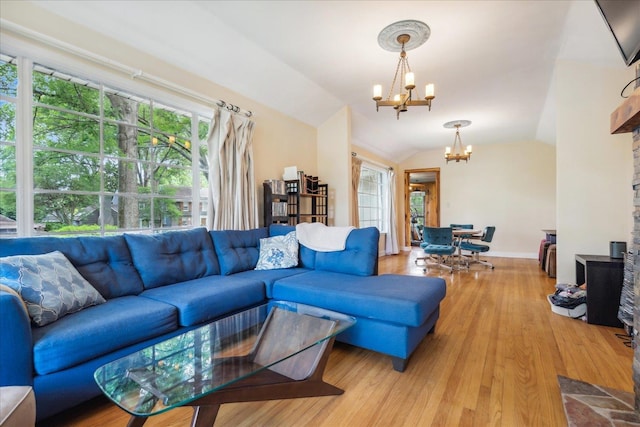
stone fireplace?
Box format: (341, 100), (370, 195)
(610, 67), (640, 410)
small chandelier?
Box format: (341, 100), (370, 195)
(372, 20), (435, 120)
(444, 120), (472, 163)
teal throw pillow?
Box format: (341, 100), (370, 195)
(255, 231), (299, 270)
(0, 251), (106, 326)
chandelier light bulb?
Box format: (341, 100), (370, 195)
(373, 84), (382, 100)
(405, 72), (415, 89)
(425, 83), (435, 99)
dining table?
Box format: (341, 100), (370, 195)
(452, 228), (482, 269)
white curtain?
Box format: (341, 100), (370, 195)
(206, 107), (258, 230)
(351, 156), (362, 227)
(385, 168), (399, 255)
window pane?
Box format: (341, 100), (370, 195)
(104, 122), (122, 156)
(0, 190), (16, 232)
(0, 144), (16, 188)
(357, 165), (386, 231)
(198, 118), (209, 141)
(0, 56), (18, 97)
(154, 197), (175, 228)
(33, 108), (100, 153)
(104, 92), (143, 123)
(116, 159), (147, 194)
(0, 101), (16, 142)
(34, 193), (99, 229)
(154, 165), (192, 187)
(153, 103), (191, 141)
(33, 68), (100, 116)
(33, 150), (101, 192)
(136, 195), (183, 229)
(116, 195), (150, 230)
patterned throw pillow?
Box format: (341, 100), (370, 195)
(0, 251), (106, 327)
(255, 231), (299, 270)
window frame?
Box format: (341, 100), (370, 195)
(357, 162), (389, 233)
(0, 44), (213, 237)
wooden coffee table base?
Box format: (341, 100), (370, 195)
(126, 337), (342, 427)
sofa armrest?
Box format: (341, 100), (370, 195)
(314, 227), (380, 276)
(0, 288), (33, 386)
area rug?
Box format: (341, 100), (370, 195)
(558, 375), (640, 426)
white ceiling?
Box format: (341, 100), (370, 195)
(30, 0), (627, 163)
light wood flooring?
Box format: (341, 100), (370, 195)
(41, 251), (633, 426)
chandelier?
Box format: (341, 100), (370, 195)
(444, 120), (472, 163)
(372, 20), (435, 120)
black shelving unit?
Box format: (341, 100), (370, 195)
(263, 182), (289, 225)
(285, 179), (328, 226)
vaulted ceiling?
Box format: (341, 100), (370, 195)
(30, 0), (626, 162)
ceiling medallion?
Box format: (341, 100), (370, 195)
(372, 20), (435, 119)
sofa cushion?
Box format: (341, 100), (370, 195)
(31, 295), (177, 375)
(139, 276), (266, 326)
(230, 267), (309, 298)
(210, 228), (268, 275)
(269, 224), (316, 268)
(124, 228), (220, 289)
(272, 271), (446, 327)
(314, 227), (379, 276)
(255, 231), (298, 270)
(0, 235), (144, 299)
(0, 251), (106, 327)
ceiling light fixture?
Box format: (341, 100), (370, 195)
(444, 120), (472, 163)
(372, 20), (435, 120)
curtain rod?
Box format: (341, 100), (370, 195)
(351, 151), (393, 171)
(1, 19), (253, 118)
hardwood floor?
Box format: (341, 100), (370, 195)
(41, 251), (633, 426)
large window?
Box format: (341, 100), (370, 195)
(357, 164), (388, 232)
(0, 55), (17, 234)
(0, 53), (211, 237)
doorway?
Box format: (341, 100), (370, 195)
(404, 168), (440, 247)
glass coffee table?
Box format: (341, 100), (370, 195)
(94, 300), (355, 426)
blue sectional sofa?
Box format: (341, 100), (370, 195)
(0, 225), (446, 421)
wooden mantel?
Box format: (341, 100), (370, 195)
(611, 86), (640, 134)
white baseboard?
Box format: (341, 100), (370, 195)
(402, 246), (538, 260)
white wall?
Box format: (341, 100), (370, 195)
(401, 140), (556, 258)
(555, 60), (634, 282)
(318, 106), (351, 226)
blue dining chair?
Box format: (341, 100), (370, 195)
(459, 226), (496, 269)
(421, 227), (456, 272)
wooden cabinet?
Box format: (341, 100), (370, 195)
(575, 254), (624, 327)
(263, 179), (328, 226)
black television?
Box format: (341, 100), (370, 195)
(594, 0), (640, 66)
